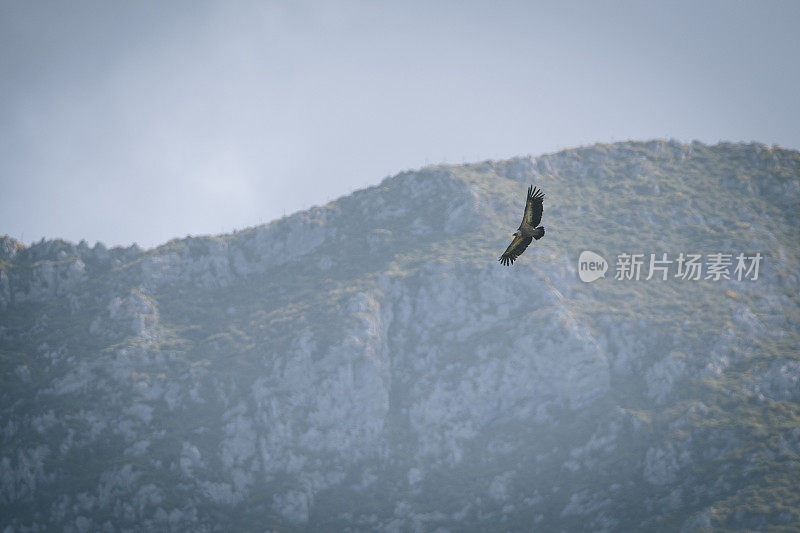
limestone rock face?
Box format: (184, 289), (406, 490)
(1, 141), (798, 531)
(13, 258), (86, 303)
(89, 289), (160, 342)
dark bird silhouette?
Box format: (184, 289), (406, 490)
(499, 185), (545, 266)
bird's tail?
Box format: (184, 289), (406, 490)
(533, 226), (545, 240)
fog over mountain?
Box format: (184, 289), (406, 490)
(1, 140), (799, 531)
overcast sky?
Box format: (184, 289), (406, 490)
(2, 1), (799, 249)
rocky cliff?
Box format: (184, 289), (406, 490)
(1, 140), (799, 531)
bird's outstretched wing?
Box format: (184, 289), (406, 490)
(522, 186), (545, 227)
(499, 235), (533, 266)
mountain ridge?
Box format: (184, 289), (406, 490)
(1, 139), (799, 531)
(4, 138), (794, 254)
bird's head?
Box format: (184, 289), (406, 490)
(512, 230), (522, 237)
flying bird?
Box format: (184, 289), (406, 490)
(499, 185), (545, 266)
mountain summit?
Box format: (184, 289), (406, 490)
(1, 140), (799, 531)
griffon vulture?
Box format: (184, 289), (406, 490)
(498, 185), (545, 266)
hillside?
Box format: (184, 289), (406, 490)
(1, 140), (799, 531)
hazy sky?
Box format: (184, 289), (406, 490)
(2, 1), (799, 249)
